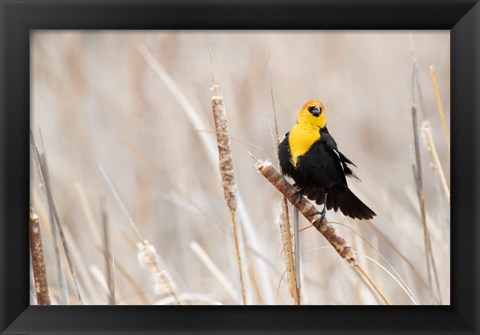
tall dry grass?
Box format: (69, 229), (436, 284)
(30, 31), (450, 305)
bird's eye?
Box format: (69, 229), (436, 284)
(308, 106), (315, 112)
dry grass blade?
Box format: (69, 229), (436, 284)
(422, 122), (450, 206)
(364, 221), (428, 290)
(302, 225), (420, 305)
(211, 83), (247, 305)
(30, 207), (51, 305)
(268, 54), (300, 305)
(354, 263), (389, 305)
(190, 241), (239, 302)
(353, 251), (420, 305)
(429, 65), (450, 152)
(256, 160), (390, 305)
(99, 163), (144, 241)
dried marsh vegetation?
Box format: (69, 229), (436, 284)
(30, 31), (450, 305)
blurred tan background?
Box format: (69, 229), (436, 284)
(31, 31), (450, 305)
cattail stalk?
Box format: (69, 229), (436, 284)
(256, 160), (389, 305)
(429, 65), (450, 152)
(30, 207), (51, 305)
(268, 55), (300, 304)
(212, 84), (247, 305)
(276, 202), (298, 302)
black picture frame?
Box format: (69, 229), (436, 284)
(1, 0), (478, 334)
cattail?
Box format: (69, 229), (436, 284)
(137, 240), (181, 305)
(268, 54), (300, 304)
(211, 84), (247, 304)
(212, 86), (237, 212)
(30, 207), (51, 305)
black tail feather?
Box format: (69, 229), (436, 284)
(304, 186), (376, 220)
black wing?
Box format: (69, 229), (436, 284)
(320, 128), (360, 182)
(278, 132), (295, 178)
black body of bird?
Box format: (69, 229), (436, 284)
(278, 100), (376, 220)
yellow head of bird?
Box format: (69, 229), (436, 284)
(297, 100), (327, 128)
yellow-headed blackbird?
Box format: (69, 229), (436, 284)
(278, 100), (376, 220)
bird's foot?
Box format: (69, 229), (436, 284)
(313, 206), (327, 229)
(292, 187), (304, 205)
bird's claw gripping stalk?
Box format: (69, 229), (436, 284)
(292, 187), (304, 205)
(313, 193), (328, 228)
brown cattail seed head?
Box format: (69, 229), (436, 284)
(212, 93), (237, 211)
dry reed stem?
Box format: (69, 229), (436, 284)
(101, 197), (116, 305)
(354, 262), (390, 305)
(74, 185), (121, 304)
(212, 86), (247, 305)
(89, 265), (113, 297)
(283, 197), (299, 304)
(292, 206), (301, 302)
(31, 130), (84, 304)
(412, 65), (434, 299)
(422, 123), (450, 206)
(59, 224), (102, 305)
(137, 240), (181, 305)
(429, 65), (450, 152)
(269, 55), (300, 304)
(190, 241), (238, 301)
(256, 161), (390, 304)
(75, 183), (102, 244)
(30, 207), (51, 305)
(31, 133), (68, 304)
(96, 245), (150, 304)
(411, 63), (440, 304)
(99, 163), (144, 241)
(247, 260), (265, 304)
(408, 33), (427, 121)
(365, 221), (428, 290)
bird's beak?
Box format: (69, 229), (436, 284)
(310, 106), (321, 117)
